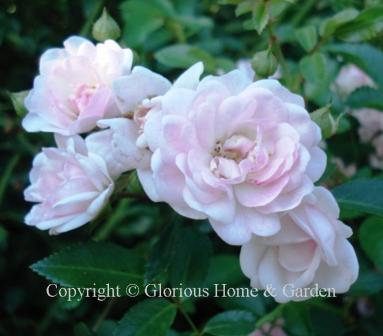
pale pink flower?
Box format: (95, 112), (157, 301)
(331, 157), (356, 177)
(84, 66), (171, 178)
(24, 135), (114, 234)
(370, 134), (383, 169)
(352, 108), (383, 142)
(22, 36), (133, 135)
(334, 64), (375, 96)
(139, 63), (326, 245)
(240, 187), (359, 303)
(334, 65), (383, 169)
(85, 117), (151, 179)
(249, 319), (286, 336)
(112, 65), (171, 117)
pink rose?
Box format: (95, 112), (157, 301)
(139, 63), (326, 245)
(84, 66), (171, 178)
(22, 36), (133, 135)
(352, 108), (383, 142)
(24, 135), (114, 234)
(249, 319), (286, 336)
(334, 64), (375, 96)
(85, 117), (152, 179)
(335, 65), (383, 169)
(240, 187), (359, 303)
(113, 65), (171, 116)
(370, 134), (383, 169)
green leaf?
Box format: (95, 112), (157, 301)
(180, 16), (213, 33)
(309, 306), (345, 336)
(299, 52), (335, 104)
(120, 0), (166, 47)
(74, 322), (95, 336)
(252, 2), (269, 34)
(216, 58), (236, 72)
(31, 242), (144, 288)
(219, 0), (243, 4)
(347, 87), (383, 110)
(155, 44), (216, 72)
(204, 255), (244, 288)
(8, 90), (29, 117)
(255, 303), (284, 328)
(114, 299), (177, 336)
(0, 226), (8, 251)
(283, 303), (311, 336)
(300, 52), (327, 83)
(359, 216), (383, 270)
(336, 6), (383, 42)
(350, 269), (383, 295)
(203, 310), (256, 336)
(326, 43), (383, 88)
(145, 222), (212, 287)
(295, 26), (317, 52)
(332, 179), (383, 216)
(319, 8), (359, 38)
(217, 295), (267, 318)
(268, 0), (290, 17)
(235, 0), (252, 16)
(97, 320), (118, 336)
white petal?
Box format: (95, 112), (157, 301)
(173, 62), (204, 89)
(306, 148), (327, 182)
(113, 66), (171, 113)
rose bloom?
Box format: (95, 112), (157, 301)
(24, 135), (114, 234)
(85, 66), (171, 178)
(334, 64), (383, 168)
(352, 108), (383, 142)
(334, 64), (375, 96)
(240, 187), (359, 303)
(139, 63), (326, 245)
(249, 319), (286, 336)
(85, 118), (152, 179)
(370, 134), (383, 170)
(22, 36), (133, 135)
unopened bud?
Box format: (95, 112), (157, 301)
(92, 8), (121, 42)
(9, 90), (29, 117)
(251, 49), (278, 78)
(311, 104), (337, 139)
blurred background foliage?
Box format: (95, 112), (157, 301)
(1, 0), (383, 335)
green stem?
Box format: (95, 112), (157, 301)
(267, 23), (289, 78)
(79, 0), (105, 37)
(93, 199), (130, 241)
(0, 155), (19, 206)
(167, 20), (187, 43)
(174, 299), (202, 336)
(36, 298), (60, 335)
(310, 35), (329, 55)
(118, 191), (151, 202)
(92, 298), (116, 332)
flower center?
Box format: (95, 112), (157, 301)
(210, 134), (256, 179)
(214, 134), (255, 161)
(68, 83), (98, 116)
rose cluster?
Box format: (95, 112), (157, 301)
(23, 37), (358, 302)
(335, 64), (383, 170)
